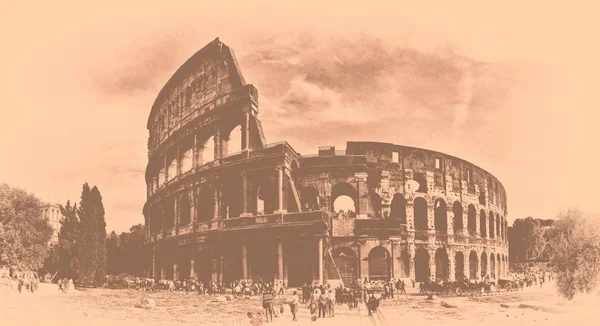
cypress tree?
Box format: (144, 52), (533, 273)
(74, 183), (96, 287)
(91, 186), (107, 286)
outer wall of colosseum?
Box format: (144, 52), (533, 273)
(143, 38), (509, 287)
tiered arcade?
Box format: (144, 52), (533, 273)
(143, 38), (509, 287)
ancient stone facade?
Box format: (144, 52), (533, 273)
(143, 38), (509, 287)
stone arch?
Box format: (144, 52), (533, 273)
(332, 247), (358, 285)
(479, 189), (486, 205)
(201, 136), (215, 164)
(300, 186), (320, 211)
(368, 246), (391, 281)
(455, 251), (465, 280)
(225, 125), (243, 156)
(489, 211), (495, 238)
(434, 199), (447, 233)
(480, 209), (487, 237)
(469, 250), (478, 280)
(371, 192), (383, 218)
(331, 182), (357, 213)
(196, 188), (213, 222)
(414, 247), (430, 282)
(481, 252), (488, 278)
(222, 175), (243, 219)
(496, 213), (501, 239)
(453, 201), (463, 232)
(435, 248), (449, 280)
(255, 177), (277, 215)
(414, 197), (428, 231)
(195, 248), (214, 285)
(468, 204), (476, 236)
(179, 193), (191, 226)
(390, 193), (407, 223)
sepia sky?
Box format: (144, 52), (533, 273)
(1, 1), (598, 233)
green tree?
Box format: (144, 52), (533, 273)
(74, 183), (98, 287)
(548, 208), (600, 300)
(0, 183), (53, 270)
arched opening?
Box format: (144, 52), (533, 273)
(287, 239), (314, 287)
(256, 178), (276, 215)
(167, 157), (177, 181)
(414, 173), (428, 193)
(467, 204), (476, 236)
(332, 247), (358, 285)
(435, 248), (449, 280)
(196, 189), (213, 222)
(333, 196), (355, 215)
(249, 239), (276, 283)
(164, 198), (175, 230)
(390, 193), (407, 223)
(178, 257), (191, 280)
(399, 250), (410, 278)
(480, 209), (487, 237)
(469, 251), (478, 280)
(300, 186), (320, 211)
(222, 176), (242, 219)
(222, 245), (241, 284)
(195, 249), (213, 286)
(479, 189), (486, 205)
(414, 248), (430, 282)
(202, 136), (215, 164)
(455, 251), (465, 280)
(227, 125), (242, 156)
(368, 247), (391, 281)
(496, 213), (501, 239)
(489, 211), (495, 238)
(481, 252), (488, 278)
(453, 201), (463, 232)
(179, 194), (191, 226)
(159, 167), (166, 187)
(414, 197), (428, 230)
(331, 182), (357, 215)
(371, 192), (383, 218)
(434, 199), (447, 233)
(181, 147), (193, 173)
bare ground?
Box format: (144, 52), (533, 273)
(1, 281), (597, 326)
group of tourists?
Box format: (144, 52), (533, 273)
(58, 277), (74, 293)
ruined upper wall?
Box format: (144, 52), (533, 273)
(345, 141), (508, 213)
(147, 38), (246, 154)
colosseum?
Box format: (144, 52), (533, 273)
(143, 38), (509, 287)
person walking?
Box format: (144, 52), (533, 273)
(262, 285), (275, 323)
(328, 289), (336, 317)
(289, 290), (299, 321)
(318, 289), (328, 318)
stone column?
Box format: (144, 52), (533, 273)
(242, 243), (248, 280)
(242, 109), (250, 150)
(152, 248), (156, 279)
(429, 249), (436, 280)
(356, 241), (362, 280)
(448, 248), (455, 281)
(241, 172), (249, 216)
(463, 251), (469, 280)
(176, 145), (181, 176)
(355, 172), (369, 218)
(164, 154), (169, 183)
(276, 166), (285, 213)
(408, 244), (416, 280)
(212, 186), (220, 220)
(193, 134), (198, 168)
(390, 240), (395, 279)
(277, 239), (284, 282)
(318, 238), (323, 285)
(174, 196), (179, 235)
(173, 263), (179, 281)
(214, 127), (221, 161)
(160, 268), (165, 280)
(190, 259), (196, 280)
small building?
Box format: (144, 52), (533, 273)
(40, 202), (62, 246)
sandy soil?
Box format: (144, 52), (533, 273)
(0, 281), (597, 326)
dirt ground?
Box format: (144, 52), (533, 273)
(0, 281), (597, 326)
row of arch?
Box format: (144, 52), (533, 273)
(332, 246), (509, 284)
(315, 181), (506, 239)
